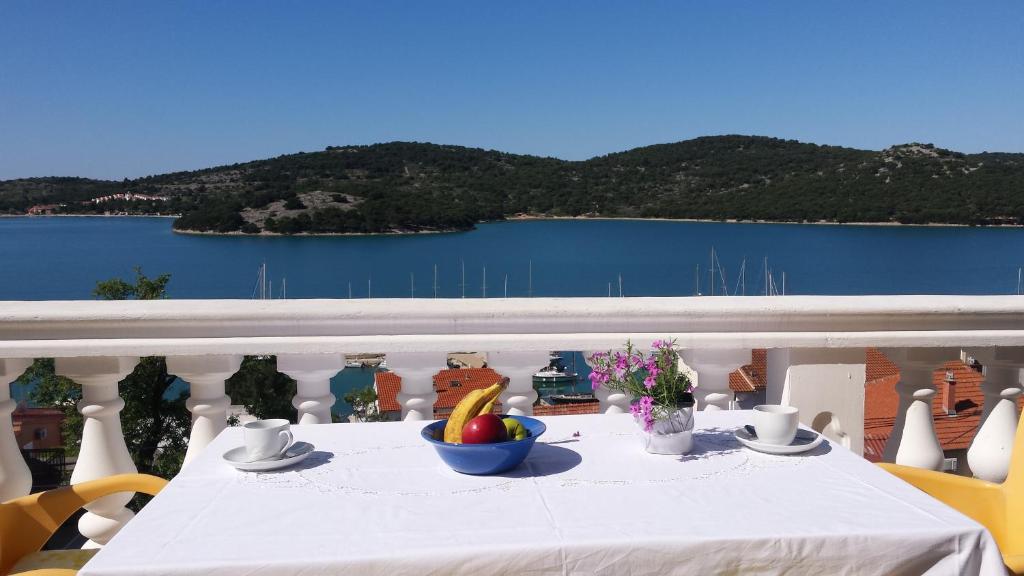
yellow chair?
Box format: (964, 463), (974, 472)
(879, 411), (1024, 575)
(0, 473), (168, 576)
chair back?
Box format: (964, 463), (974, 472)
(0, 497), (59, 575)
(1003, 407), (1024, 553)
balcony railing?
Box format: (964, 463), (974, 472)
(1, 295), (1023, 547)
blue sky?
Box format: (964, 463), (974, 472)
(1, 1), (1022, 180)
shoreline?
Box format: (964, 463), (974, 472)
(0, 213), (178, 219)
(3, 213), (1021, 235)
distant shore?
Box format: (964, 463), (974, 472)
(505, 214), (1018, 229)
(3, 212), (1020, 234)
(0, 213), (178, 219)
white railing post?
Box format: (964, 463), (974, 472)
(769, 348), (866, 454)
(964, 348), (1024, 482)
(56, 356), (140, 548)
(387, 352), (445, 420)
(488, 351), (547, 416)
(881, 348), (955, 471)
(680, 349), (751, 411)
(166, 355), (242, 465)
(277, 354), (344, 424)
(0, 358), (33, 501)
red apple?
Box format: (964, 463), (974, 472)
(461, 414), (509, 444)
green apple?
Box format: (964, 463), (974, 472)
(502, 417), (529, 441)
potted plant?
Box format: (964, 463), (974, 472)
(588, 339), (696, 455)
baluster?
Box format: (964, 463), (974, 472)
(166, 355), (242, 465)
(881, 348), (955, 471)
(387, 352), (445, 420)
(277, 354), (344, 424)
(583, 350), (632, 414)
(0, 358), (33, 501)
(680, 349), (751, 411)
(964, 348), (1024, 482)
(56, 356), (140, 548)
(488, 351), (549, 416)
(766, 348), (866, 453)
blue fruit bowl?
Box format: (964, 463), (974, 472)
(421, 415), (546, 475)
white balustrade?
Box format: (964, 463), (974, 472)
(965, 348), (1024, 482)
(488, 351), (548, 416)
(0, 358), (32, 501)
(4, 295), (1024, 529)
(680, 349), (751, 411)
(387, 352), (446, 420)
(277, 354), (344, 424)
(56, 356), (140, 548)
(768, 348), (866, 454)
(166, 355), (242, 465)
(881, 348), (957, 471)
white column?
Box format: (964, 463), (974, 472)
(964, 348), (1024, 483)
(0, 358), (33, 501)
(387, 352), (445, 420)
(488, 351), (548, 416)
(277, 354), (344, 424)
(56, 356), (140, 548)
(680, 349), (751, 411)
(583, 350), (632, 414)
(166, 355), (242, 465)
(881, 348), (955, 471)
(769, 348), (866, 454)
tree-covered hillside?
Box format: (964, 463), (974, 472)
(2, 136), (1022, 233)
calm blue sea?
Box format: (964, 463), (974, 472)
(5, 216), (1024, 416)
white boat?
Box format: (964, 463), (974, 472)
(533, 353), (577, 384)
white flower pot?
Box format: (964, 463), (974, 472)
(639, 405), (695, 455)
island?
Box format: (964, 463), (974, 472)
(3, 135), (1023, 234)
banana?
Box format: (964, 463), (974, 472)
(443, 377), (509, 443)
(478, 397), (497, 417)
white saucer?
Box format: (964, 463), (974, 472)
(223, 441), (315, 471)
(734, 427), (825, 455)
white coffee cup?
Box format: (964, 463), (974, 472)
(752, 405), (799, 446)
(243, 419), (294, 461)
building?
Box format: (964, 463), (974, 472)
(729, 349), (767, 409)
(375, 367), (509, 420)
(12, 404), (63, 450)
(863, 348), (1024, 475)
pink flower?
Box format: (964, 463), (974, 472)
(643, 375), (657, 390)
(631, 395), (656, 432)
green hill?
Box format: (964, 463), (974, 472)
(3, 136), (1023, 233)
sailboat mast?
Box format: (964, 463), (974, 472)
(504, 274), (508, 298)
(434, 264), (438, 298)
(528, 260), (533, 298)
(461, 259), (466, 298)
(410, 272), (415, 298)
(764, 257), (769, 296)
(709, 248), (715, 297)
(482, 266), (487, 298)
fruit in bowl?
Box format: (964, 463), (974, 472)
(462, 414), (509, 444)
(421, 378), (546, 475)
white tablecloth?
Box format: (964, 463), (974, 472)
(81, 412), (1003, 576)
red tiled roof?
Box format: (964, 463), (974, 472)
(374, 371), (402, 413)
(729, 350), (766, 393)
(375, 368), (507, 415)
(863, 351), (1024, 454)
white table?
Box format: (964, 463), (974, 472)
(81, 412), (1003, 576)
